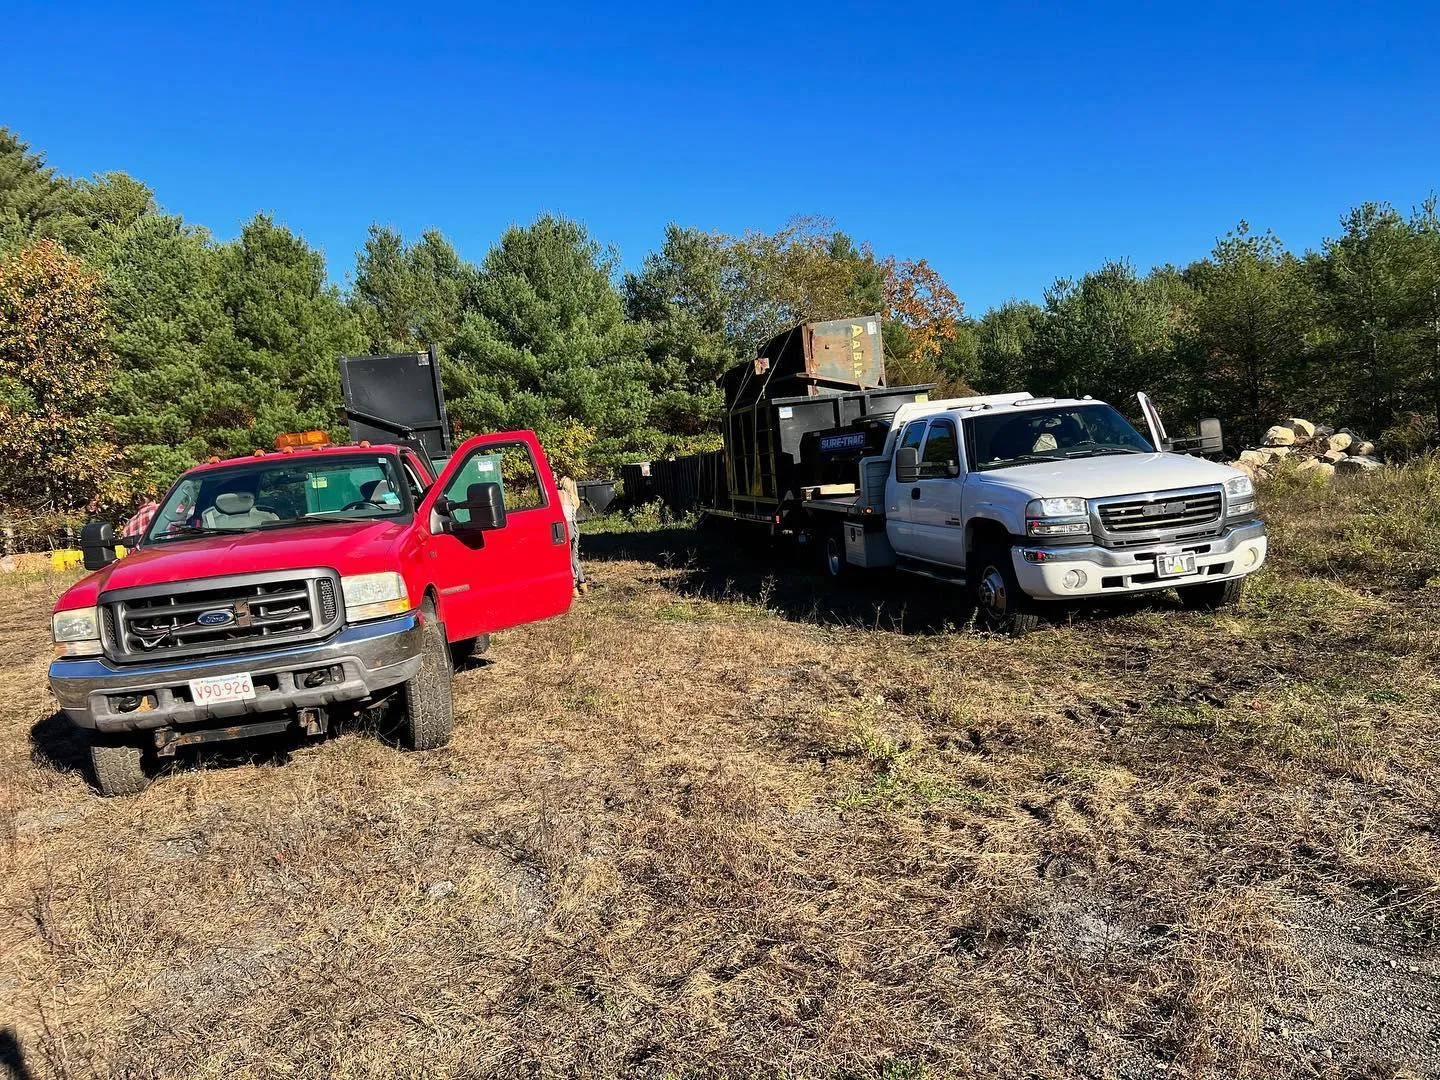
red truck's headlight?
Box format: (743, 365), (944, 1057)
(341, 572), (412, 622)
(53, 606), (102, 657)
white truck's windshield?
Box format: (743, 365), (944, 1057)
(144, 454), (412, 544)
(965, 404), (1153, 471)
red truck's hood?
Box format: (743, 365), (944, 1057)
(55, 520), (411, 610)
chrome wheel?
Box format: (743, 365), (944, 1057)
(977, 564), (1008, 619)
(971, 545), (1040, 636)
(825, 536), (843, 578)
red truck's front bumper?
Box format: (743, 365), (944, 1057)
(48, 613), (423, 734)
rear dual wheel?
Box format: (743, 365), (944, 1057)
(450, 634), (491, 666)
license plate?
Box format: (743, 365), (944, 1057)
(189, 672), (256, 706)
(1155, 553), (1197, 578)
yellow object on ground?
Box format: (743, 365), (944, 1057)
(3, 545), (124, 574)
(50, 549), (84, 571)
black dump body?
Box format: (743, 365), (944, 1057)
(624, 317), (931, 520)
(339, 346), (453, 468)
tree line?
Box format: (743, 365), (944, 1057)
(1, 125), (1437, 519)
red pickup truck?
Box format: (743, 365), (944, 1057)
(48, 429), (573, 795)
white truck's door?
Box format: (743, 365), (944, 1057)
(884, 418), (930, 556)
(908, 416), (966, 565)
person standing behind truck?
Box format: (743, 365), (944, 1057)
(119, 500), (159, 545)
(558, 475), (588, 596)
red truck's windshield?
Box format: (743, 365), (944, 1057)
(144, 453), (414, 544)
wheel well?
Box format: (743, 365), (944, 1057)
(967, 518), (1010, 555)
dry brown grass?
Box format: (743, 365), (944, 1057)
(2, 471), (1439, 1079)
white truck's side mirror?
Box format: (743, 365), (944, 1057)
(895, 446), (919, 483)
(1197, 418), (1224, 456)
(1138, 390), (1225, 457)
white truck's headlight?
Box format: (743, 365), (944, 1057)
(341, 572), (412, 622)
(1225, 475), (1257, 517)
(53, 607), (102, 657)
(1028, 497), (1088, 518)
(1025, 497), (1090, 537)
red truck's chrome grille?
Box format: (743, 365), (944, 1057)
(100, 570), (343, 663)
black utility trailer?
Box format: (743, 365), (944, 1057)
(713, 383), (931, 523)
(706, 316), (931, 526)
(618, 316), (928, 535)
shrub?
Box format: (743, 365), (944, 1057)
(1262, 453), (1440, 590)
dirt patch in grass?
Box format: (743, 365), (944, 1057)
(2, 477), (1438, 1078)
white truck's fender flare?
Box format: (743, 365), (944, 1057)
(964, 506), (1025, 549)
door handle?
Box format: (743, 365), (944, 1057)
(911, 487), (921, 500)
(552, 521), (566, 545)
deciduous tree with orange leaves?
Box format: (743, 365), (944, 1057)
(0, 239), (128, 513)
(882, 256), (964, 365)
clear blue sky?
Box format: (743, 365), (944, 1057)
(6, 1), (1438, 313)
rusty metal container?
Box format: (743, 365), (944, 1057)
(721, 315), (885, 410)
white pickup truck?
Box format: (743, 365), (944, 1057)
(805, 391), (1267, 633)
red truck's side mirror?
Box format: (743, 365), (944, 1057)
(81, 520), (119, 571)
(438, 482), (507, 532)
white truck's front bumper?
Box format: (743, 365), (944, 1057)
(1013, 520), (1267, 600)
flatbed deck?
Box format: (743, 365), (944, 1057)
(801, 492), (869, 517)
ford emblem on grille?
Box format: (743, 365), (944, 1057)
(196, 609), (236, 626)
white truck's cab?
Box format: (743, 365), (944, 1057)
(837, 392), (1267, 632)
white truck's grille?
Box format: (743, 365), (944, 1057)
(1093, 487), (1225, 547)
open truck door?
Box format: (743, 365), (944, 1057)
(1137, 391), (1225, 458)
(339, 346), (454, 473)
(1136, 391), (1169, 450)
(419, 431), (573, 639)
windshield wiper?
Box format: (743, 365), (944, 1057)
(986, 454), (1057, 468)
(150, 524), (233, 542)
(256, 514), (383, 529)
(1064, 445), (1143, 458)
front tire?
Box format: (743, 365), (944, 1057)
(399, 602), (455, 750)
(88, 737), (152, 797)
(970, 545), (1041, 636)
(1178, 576), (1245, 611)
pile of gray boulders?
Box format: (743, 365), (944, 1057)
(1229, 418), (1382, 482)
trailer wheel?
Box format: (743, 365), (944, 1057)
(971, 545), (1040, 636)
(398, 601), (455, 751)
(822, 528), (851, 580)
(88, 736), (152, 797)
(1178, 576), (1245, 611)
